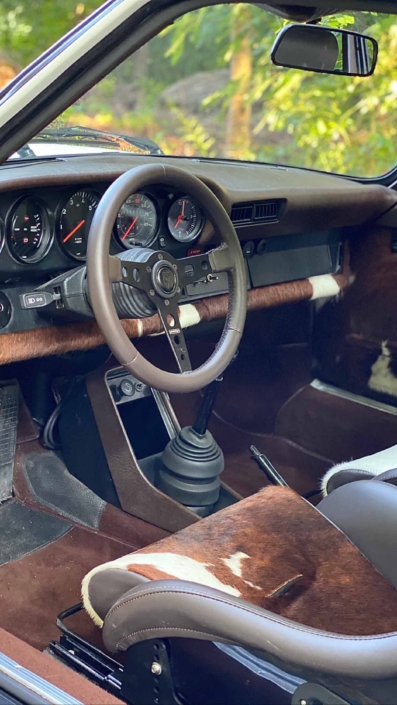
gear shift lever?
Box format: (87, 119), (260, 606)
(157, 356), (237, 517)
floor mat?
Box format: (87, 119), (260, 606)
(0, 525), (137, 651)
(0, 499), (69, 566)
(211, 416), (331, 499)
(22, 451), (106, 529)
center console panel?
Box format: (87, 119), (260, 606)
(57, 361), (240, 531)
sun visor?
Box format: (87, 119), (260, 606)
(255, 4), (338, 22)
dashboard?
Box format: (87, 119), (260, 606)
(0, 153), (393, 344)
(0, 183), (206, 277)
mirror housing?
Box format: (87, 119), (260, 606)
(271, 23), (378, 77)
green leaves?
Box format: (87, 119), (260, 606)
(1, 1), (396, 177)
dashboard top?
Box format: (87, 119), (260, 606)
(0, 154), (395, 223)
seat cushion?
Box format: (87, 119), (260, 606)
(83, 485), (397, 638)
(318, 480), (397, 589)
(321, 443), (397, 495)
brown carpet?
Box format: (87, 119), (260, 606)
(217, 423), (331, 498)
(0, 526), (133, 651)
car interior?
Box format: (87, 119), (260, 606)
(0, 1), (397, 704)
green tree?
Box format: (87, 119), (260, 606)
(0, 1), (101, 69)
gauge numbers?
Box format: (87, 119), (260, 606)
(167, 196), (203, 243)
(116, 193), (158, 248)
(8, 197), (51, 263)
(59, 189), (100, 260)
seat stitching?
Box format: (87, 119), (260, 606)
(117, 627), (221, 650)
(106, 588), (397, 643)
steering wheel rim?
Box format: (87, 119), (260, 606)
(87, 163), (247, 393)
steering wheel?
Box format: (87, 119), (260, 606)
(87, 164), (247, 393)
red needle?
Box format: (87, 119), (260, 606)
(175, 201), (186, 230)
(63, 219), (85, 243)
(122, 216), (138, 240)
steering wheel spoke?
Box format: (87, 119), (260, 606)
(178, 244), (233, 288)
(157, 301), (192, 373)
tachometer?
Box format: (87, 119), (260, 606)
(8, 197), (51, 263)
(167, 196), (203, 243)
(58, 189), (100, 260)
(116, 193), (158, 248)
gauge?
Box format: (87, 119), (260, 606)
(167, 196), (203, 243)
(116, 193), (158, 248)
(58, 189), (100, 260)
(8, 197), (51, 263)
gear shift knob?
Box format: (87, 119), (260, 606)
(158, 352), (238, 516)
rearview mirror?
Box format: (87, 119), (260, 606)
(271, 24), (378, 77)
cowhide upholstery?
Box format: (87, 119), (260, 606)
(83, 486), (397, 636)
(0, 255), (350, 366)
(315, 226), (397, 402)
(321, 444), (397, 495)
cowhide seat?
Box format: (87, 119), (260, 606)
(83, 481), (397, 681)
(321, 443), (397, 495)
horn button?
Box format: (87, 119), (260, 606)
(152, 260), (179, 299)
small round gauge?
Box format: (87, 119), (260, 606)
(167, 196), (203, 243)
(58, 189), (100, 260)
(116, 193), (158, 248)
(8, 197), (51, 263)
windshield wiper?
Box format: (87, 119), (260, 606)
(29, 126), (163, 156)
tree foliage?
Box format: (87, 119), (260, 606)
(0, 1), (395, 177)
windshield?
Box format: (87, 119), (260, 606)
(12, 5), (397, 177)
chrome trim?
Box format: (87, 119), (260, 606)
(0, 652), (83, 705)
(311, 379), (397, 416)
(151, 389), (180, 438)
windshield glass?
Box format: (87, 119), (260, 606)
(14, 5), (397, 177)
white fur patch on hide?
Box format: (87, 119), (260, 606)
(308, 275), (341, 301)
(320, 440), (397, 496)
(179, 304), (201, 329)
(222, 551), (249, 577)
(125, 552), (241, 597)
(222, 552), (262, 591)
(368, 342), (397, 397)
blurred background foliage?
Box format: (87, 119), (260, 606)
(0, 1), (396, 176)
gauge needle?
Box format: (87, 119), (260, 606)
(63, 219), (85, 243)
(122, 216), (138, 240)
(175, 200), (186, 229)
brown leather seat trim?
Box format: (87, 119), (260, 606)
(102, 580), (397, 679)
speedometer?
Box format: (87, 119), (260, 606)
(58, 189), (100, 261)
(116, 193), (158, 248)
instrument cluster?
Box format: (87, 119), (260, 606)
(0, 186), (205, 267)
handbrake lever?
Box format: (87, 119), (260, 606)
(250, 445), (289, 488)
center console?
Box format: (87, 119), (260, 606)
(57, 362), (240, 531)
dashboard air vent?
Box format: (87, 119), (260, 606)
(230, 203), (254, 223)
(231, 200), (280, 226)
(253, 201), (278, 221)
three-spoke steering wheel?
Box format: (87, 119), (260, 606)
(87, 164), (247, 393)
